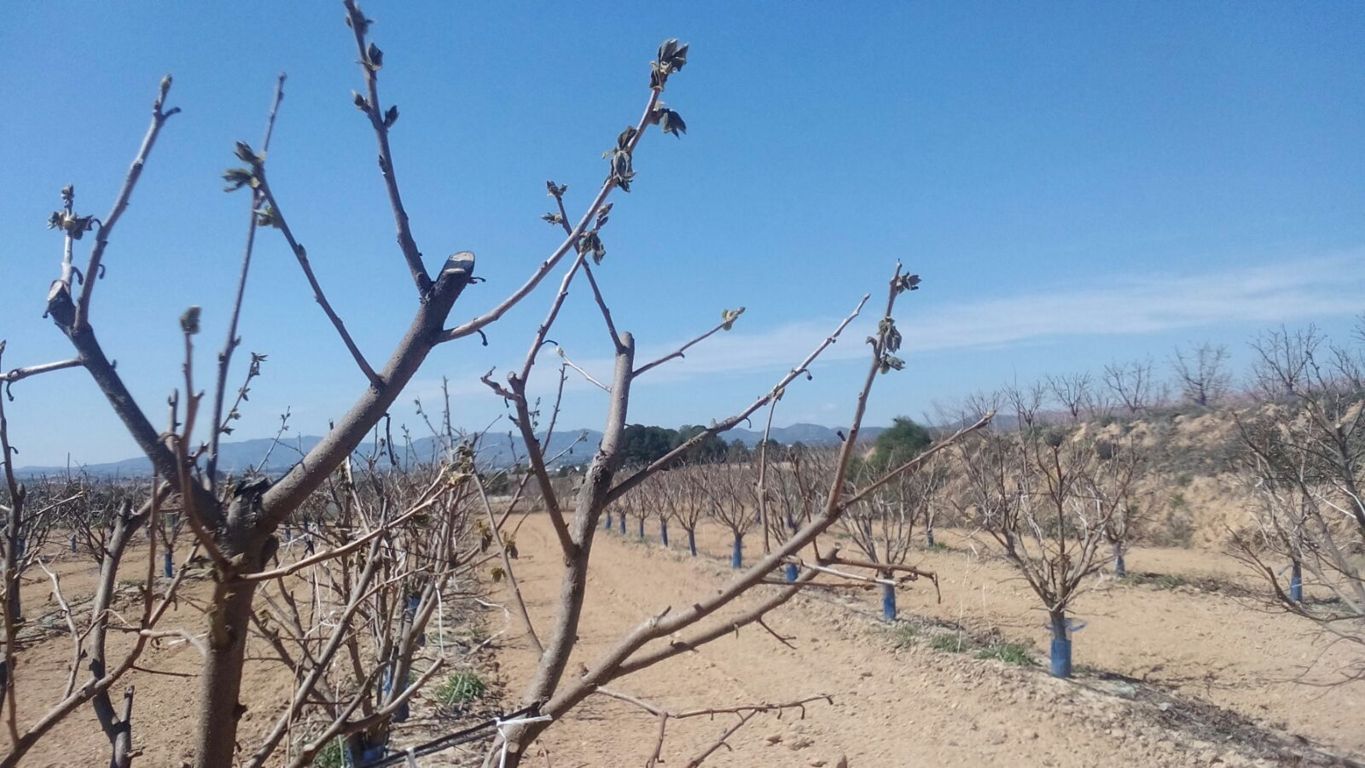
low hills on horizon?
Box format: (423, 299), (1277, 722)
(15, 422), (888, 479)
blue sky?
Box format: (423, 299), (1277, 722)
(2, 2), (1363, 466)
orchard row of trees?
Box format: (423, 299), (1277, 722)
(603, 408), (1150, 679)
(600, 317), (1365, 683)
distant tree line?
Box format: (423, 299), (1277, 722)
(617, 424), (785, 468)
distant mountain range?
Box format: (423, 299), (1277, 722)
(16, 423), (885, 479)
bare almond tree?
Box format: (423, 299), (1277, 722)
(957, 418), (1141, 678)
(838, 451), (947, 619)
(1233, 323), (1365, 681)
(700, 463), (758, 569)
(664, 467), (707, 557)
(476, 256), (989, 766)
(1005, 379), (1048, 431)
(1047, 372), (1092, 423)
(643, 473), (674, 547)
(0, 401), (80, 626)
(0, 3), (699, 763)
(1251, 325), (1324, 401)
(623, 482), (652, 541)
(1091, 438), (1150, 579)
(0, 6), (999, 766)
(0, 464), (184, 767)
(1172, 342), (1232, 407)
(1103, 358), (1155, 416)
(765, 448), (822, 574)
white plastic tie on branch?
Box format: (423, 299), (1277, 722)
(436, 586), (446, 656)
(405, 748), (419, 767)
(496, 713), (552, 768)
(803, 561), (896, 587)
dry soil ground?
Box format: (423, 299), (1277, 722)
(492, 516), (1364, 767)
(3, 517), (1362, 767)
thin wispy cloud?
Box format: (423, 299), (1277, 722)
(910, 253), (1364, 352)
(433, 253), (1365, 399)
(627, 253), (1365, 381)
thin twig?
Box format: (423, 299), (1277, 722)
(632, 311), (744, 378)
(73, 76), (181, 330)
(207, 73), (289, 483)
(342, 0), (432, 296)
(476, 474), (543, 654)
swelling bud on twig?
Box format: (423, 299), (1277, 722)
(179, 306), (201, 335)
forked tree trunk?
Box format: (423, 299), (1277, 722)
(500, 338), (635, 768)
(108, 689), (134, 768)
(192, 486), (276, 768)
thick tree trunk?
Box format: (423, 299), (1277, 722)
(193, 484), (276, 768)
(193, 577), (261, 768)
(3, 551), (19, 626)
(1048, 610), (1071, 678)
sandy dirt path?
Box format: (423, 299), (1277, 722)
(491, 515), (1362, 767)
